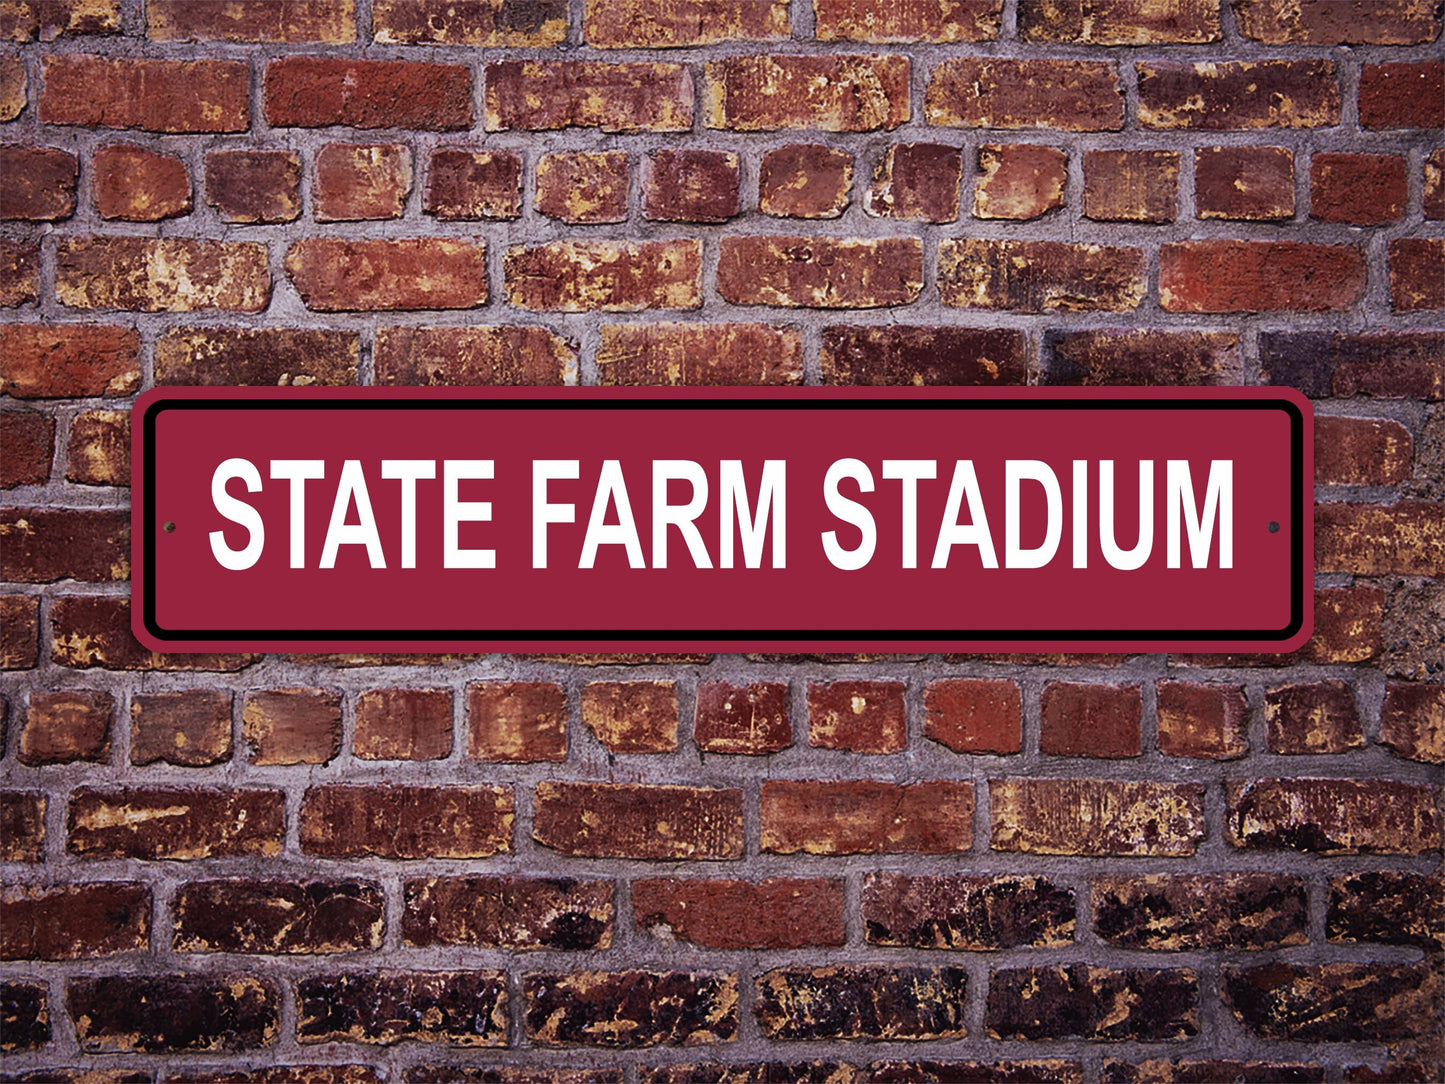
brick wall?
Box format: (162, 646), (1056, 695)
(0, 0), (1442, 1080)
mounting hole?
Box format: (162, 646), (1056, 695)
(162, 521), (176, 533)
(1267, 521), (1280, 533)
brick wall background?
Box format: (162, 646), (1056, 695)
(1, 0), (1443, 1081)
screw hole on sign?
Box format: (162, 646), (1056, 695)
(163, 521), (176, 533)
(1268, 521), (1280, 533)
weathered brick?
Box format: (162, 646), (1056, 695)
(0, 145), (77, 219)
(41, 55), (248, 131)
(1139, 60), (1339, 129)
(974, 143), (1066, 220)
(65, 409), (129, 486)
(1312, 153), (1408, 225)
(1390, 238), (1445, 311)
(1083, 149), (1178, 222)
(1328, 870), (1445, 959)
(864, 142), (961, 222)
(1179, 585), (1385, 668)
(1360, 62), (1444, 128)
(1262, 331), (1444, 400)
(926, 58), (1123, 131)
(1344, 1063), (1442, 1084)
(761, 780), (973, 855)
(92, 143), (190, 221)
(167, 1067), (380, 1084)
(1237, 0), (1440, 42)
(1, 0), (120, 40)
(534, 151), (628, 224)
(598, 323), (801, 386)
(823, 325), (1027, 387)
(1043, 328), (1240, 387)
(204, 149), (301, 223)
(1160, 241), (1363, 312)
(0, 791), (44, 861)
(506, 240), (700, 312)
(375, 325), (571, 388)
(1157, 681), (1248, 759)
(487, 60), (691, 132)
(298, 971), (506, 1046)
(1316, 501), (1443, 575)
(987, 966), (1197, 1041)
(0, 595), (40, 670)
(19, 690), (112, 764)
(526, 971), (737, 1047)
(645, 1067), (855, 1084)
(1040, 682), (1141, 758)
(586, 0), (787, 46)
(1316, 416), (1413, 486)
(634, 878), (844, 949)
(0, 325), (139, 399)
(149, 0), (354, 41)
(426, 148), (522, 220)
(864, 873), (1074, 950)
(285, 239), (486, 311)
(0, 240), (39, 306)
(992, 778), (1205, 856)
(1, 411), (53, 486)
(1093, 874), (1306, 950)
(68, 786), (284, 860)
(300, 785), (514, 859)
(467, 681), (567, 761)
(706, 55), (909, 131)
(1427, 148), (1445, 219)
(718, 236), (922, 308)
(404, 876), (612, 950)
(1264, 680), (1362, 755)
(1224, 963), (1437, 1043)
(53, 596), (258, 671)
(940, 239), (1144, 312)
(759, 143), (852, 218)
(815, 0), (1000, 41)
(409, 1070), (617, 1084)
(174, 880), (382, 955)
(374, 0), (566, 44)
(0, 507), (129, 583)
(807, 680), (905, 753)
(756, 966), (967, 1041)
(534, 782), (743, 860)
(1227, 778), (1441, 854)
(266, 56), (471, 129)
(644, 149), (739, 223)
(0, 54), (23, 119)
(57, 238), (269, 313)
(924, 678), (1022, 754)
(1195, 145), (1294, 220)
(0, 882), (149, 959)
(1380, 682), (1445, 763)
(1019, 0), (1219, 41)
(242, 688), (341, 766)
(0, 980), (47, 1050)
(157, 327), (359, 387)
(873, 1062), (1083, 1084)
(692, 681), (791, 754)
(1103, 1062), (1322, 1084)
(353, 688), (451, 761)
(131, 690), (233, 767)
(71, 974), (277, 1053)
(315, 142), (412, 222)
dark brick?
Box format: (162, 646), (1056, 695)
(375, 0), (566, 45)
(1260, 331), (1444, 401)
(376, 326), (573, 387)
(871, 1062), (1082, 1084)
(1019, 0), (1219, 42)
(148, 0), (355, 41)
(66, 409), (130, 486)
(1224, 963), (1437, 1043)
(265, 56), (472, 129)
(633, 878), (844, 949)
(1, 411), (53, 486)
(1103, 1062), (1322, 1084)
(864, 873), (1074, 950)
(525, 971), (738, 1047)
(0, 145), (77, 220)
(706, 55), (909, 132)
(1390, 238), (1445, 312)
(19, 690), (112, 764)
(204, 149), (301, 224)
(644, 149), (739, 223)
(1093, 873), (1307, 950)
(243, 688), (341, 766)
(68, 786), (284, 860)
(1, 981), (48, 1050)
(924, 678), (1022, 754)
(468, 681), (567, 761)
(1043, 328), (1241, 387)
(1316, 501), (1443, 576)
(0, 882), (149, 959)
(598, 323), (802, 386)
(991, 778), (1205, 856)
(130, 690), (233, 767)
(864, 143), (962, 222)
(51, 596), (260, 671)
(157, 328), (358, 388)
(1427, 148), (1444, 219)
(1329, 871), (1444, 953)
(41, 56), (248, 132)
(1139, 60), (1339, 128)
(406, 1070), (617, 1084)
(1312, 152), (1408, 225)
(0, 595), (39, 670)
(694, 681), (792, 754)
(759, 144), (852, 218)
(823, 325), (1027, 387)
(0, 0), (120, 40)
(487, 60), (691, 132)
(940, 239), (1145, 312)
(1265, 680), (1363, 754)
(1195, 145), (1294, 220)
(70, 974), (278, 1052)
(1040, 682), (1141, 758)
(1316, 416), (1413, 486)
(174, 880), (383, 955)
(756, 966), (967, 1041)
(0, 792), (44, 862)
(300, 785), (514, 859)
(762, 780), (973, 855)
(425, 148), (522, 220)
(297, 971), (506, 1046)
(644, 1067), (857, 1084)
(0, 507), (129, 583)
(534, 782), (743, 860)
(987, 966), (1197, 1041)
(1360, 62), (1444, 128)
(1083, 149), (1178, 222)
(1227, 778), (1441, 854)
(926, 58), (1123, 130)
(1380, 682), (1445, 763)
(404, 876), (612, 950)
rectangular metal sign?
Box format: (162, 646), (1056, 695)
(134, 387), (1312, 653)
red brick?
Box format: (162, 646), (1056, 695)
(1259, 330), (1444, 401)
(1265, 680), (1362, 754)
(991, 778), (1205, 856)
(864, 872), (1075, 949)
(1195, 145), (1294, 220)
(815, 0), (1001, 41)
(1360, 62), (1444, 128)
(57, 238), (270, 313)
(1039, 682), (1141, 758)
(19, 690), (112, 765)
(582, 681), (678, 753)
(706, 54), (909, 131)
(1, 411), (53, 486)
(1043, 328), (1241, 386)
(808, 679), (906, 753)
(0, 240), (39, 307)
(374, 0), (566, 44)
(352, 688), (452, 760)
(525, 970), (736, 1048)
(1185, 585), (1385, 668)
(634, 878), (845, 949)
(823, 325), (1028, 387)
(0, 882), (148, 959)
(1316, 501), (1443, 575)
(1311, 153), (1407, 225)
(940, 239), (1145, 312)
(157, 328), (359, 387)
(0, 145), (77, 220)
(926, 58), (1123, 131)
(644, 149), (739, 223)
(0, 792), (44, 862)
(71, 974), (279, 1053)
(1380, 682), (1445, 763)
(0, 54), (22, 119)
(924, 679), (1022, 754)
(41, 56), (248, 132)
(534, 782), (744, 859)
(314, 143), (412, 221)
(50, 596), (254, 671)
(403, 875), (612, 951)
(1315, 416), (1412, 486)
(242, 688), (342, 766)
(148, 0), (355, 41)
(1426, 148), (1444, 220)
(597, 322), (802, 386)
(756, 965), (968, 1041)
(375, 325), (572, 386)
(204, 149), (301, 223)
(504, 240), (700, 312)
(68, 786), (285, 859)
(1160, 241), (1363, 312)
(759, 144), (852, 218)
(534, 151), (628, 224)
(467, 681), (567, 762)
(1139, 60), (1339, 129)
(586, 0), (787, 46)
(265, 56), (472, 129)
(131, 690), (233, 767)
(1019, 0), (1220, 42)
(718, 235), (922, 308)
(1156, 681), (1248, 760)
(0, 596), (39, 670)
(1227, 778), (1441, 854)
(1237, 0), (1440, 42)
(92, 143), (190, 221)
(0, 0), (120, 40)
(1389, 238), (1445, 311)
(174, 878), (382, 955)
(487, 60), (691, 132)
(974, 143), (1067, 220)
(425, 148), (522, 220)
(1083, 149), (1178, 222)
(693, 681), (791, 754)
(0, 507), (129, 583)
(865, 143), (962, 222)
(300, 784), (514, 858)
(1092, 873), (1305, 950)
(761, 779), (974, 855)
(285, 239), (486, 311)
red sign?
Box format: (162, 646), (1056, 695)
(134, 387), (1312, 653)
